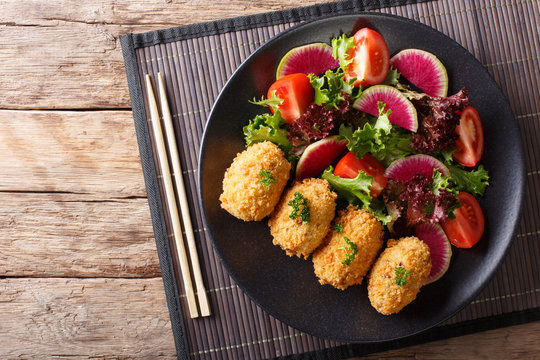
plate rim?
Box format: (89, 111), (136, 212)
(198, 11), (526, 343)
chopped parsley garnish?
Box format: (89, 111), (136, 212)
(334, 222), (343, 234)
(258, 169), (275, 190)
(288, 192), (310, 223)
(340, 236), (358, 266)
(395, 266), (410, 287)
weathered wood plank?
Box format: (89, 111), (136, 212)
(0, 278), (176, 359)
(0, 0), (334, 109)
(1, 278), (539, 359)
(1, 1), (539, 358)
(356, 321), (540, 359)
(2, 0), (335, 26)
(0, 24), (130, 109)
(0, 110), (145, 196)
(0, 193), (160, 277)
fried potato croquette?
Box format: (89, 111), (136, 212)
(268, 178), (337, 258)
(220, 141), (291, 221)
(312, 205), (384, 290)
(368, 236), (431, 315)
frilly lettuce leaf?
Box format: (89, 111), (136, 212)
(382, 66), (400, 86)
(339, 102), (413, 167)
(331, 34), (356, 70)
(321, 167), (391, 224)
(447, 164), (490, 196)
(431, 168), (458, 196)
(243, 111), (291, 153)
(249, 91), (283, 112)
(308, 69), (361, 110)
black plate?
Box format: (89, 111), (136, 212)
(198, 13), (525, 342)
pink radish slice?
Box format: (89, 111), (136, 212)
(391, 48), (448, 98)
(276, 43), (339, 79)
(353, 85), (418, 132)
(295, 136), (348, 179)
(414, 223), (452, 284)
(385, 154), (450, 182)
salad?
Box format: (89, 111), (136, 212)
(220, 26), (490, 313)
(245, 28), (488, 243)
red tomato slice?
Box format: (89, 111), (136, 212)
(334, 152), (388, 198)
(441, 192), (485, 248)
(344, 28), (390, 87)
(453, 106), (484, 167)
(267, 73), (314, 124)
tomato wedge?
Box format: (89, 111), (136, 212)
(267, 73), (314, 124)
(441, 192), (485, 248)
(334, 152), (387, 198)
(453, 106), (484, 167)
(344, 28), (390, 87)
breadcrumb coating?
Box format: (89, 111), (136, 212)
(368, 236), (432, 315)
(220, 141), (291, 221)
(268, 178), (337, 258)
(312, 205), (384, 290)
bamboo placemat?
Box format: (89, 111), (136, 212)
(120, 0), (540, 358)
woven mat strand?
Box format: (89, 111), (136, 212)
(124, 0), (540, 359)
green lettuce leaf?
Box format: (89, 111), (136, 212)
(378, 129), (415, 165)
(367, 198), (393, 225)
(331, 34), (356, 70)
(433, 146), (457, 164)
(382, 66), (400, 86)
(243, 111), (291, 153)
(447, 164), (490, 196)
(431, 168), (459, 196)
(339, 102), (413, 166)
(308, 69), (361, 109)
(249, 91), (283, 112)
(321, 167), (391, 224)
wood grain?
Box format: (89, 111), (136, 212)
(0, 0), (538, 358)
(0, 24), (130, 109)
(354, 320), (540, 359)
(1, 278), (539, 359)
(0, 110), (145, 196)
(2, 0), (336, 25)
(0, 278), (176, 359)
(0, 192), (160, 278)
(0, 0), (335, 109)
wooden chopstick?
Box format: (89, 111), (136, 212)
(144, 74), (199, 318)
(157, 72), (211, 317)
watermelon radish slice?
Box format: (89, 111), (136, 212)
(390, 49), (448, 98)
(353, 85), (418, 132)
(385, 154), (449, 182)
(276, 43), (339, 79)
(295, 135), (347, 179)
(414, 223), (452, 283)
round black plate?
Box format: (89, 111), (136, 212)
(198, 13), (525, 342)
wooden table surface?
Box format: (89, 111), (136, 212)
(1, 1), (538, 358)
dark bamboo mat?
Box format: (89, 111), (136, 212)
(120, 0), (540, 358)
